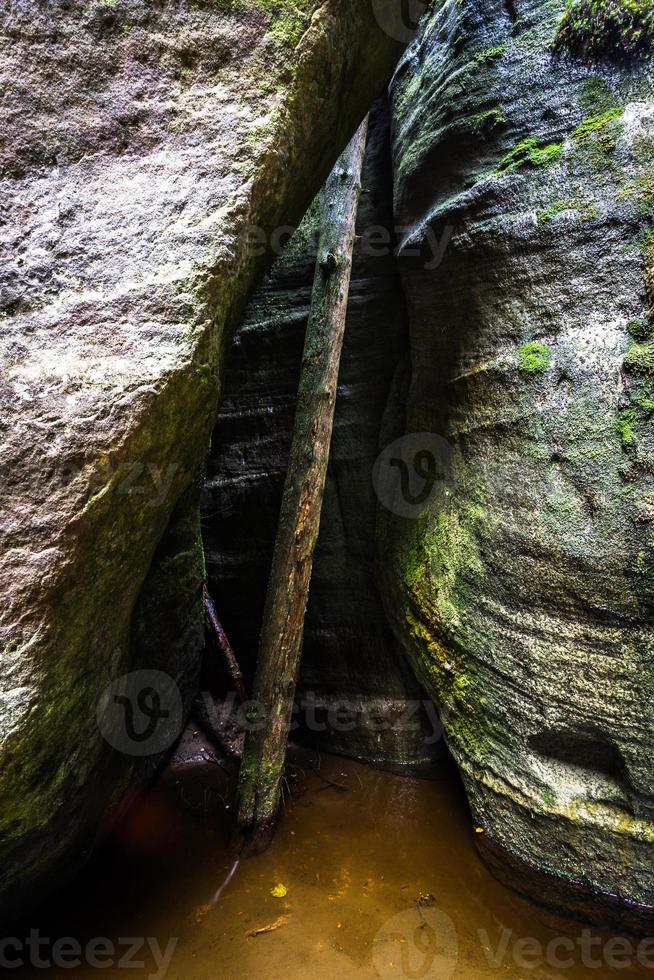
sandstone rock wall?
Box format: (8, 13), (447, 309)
(0, 0), (402, 923)
(380, 0), (654, 928)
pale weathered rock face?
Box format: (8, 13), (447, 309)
(203, 100), (440, 768)
(380, 0), (654, 929)
(0, 0), (402, 923)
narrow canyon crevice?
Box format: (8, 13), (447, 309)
(3, 0), (654, 958)
(202, 98), (441, 771)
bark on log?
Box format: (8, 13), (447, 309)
(237, 118), (369, 838)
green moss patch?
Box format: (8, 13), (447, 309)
(616, 407), (639, 446)
(628, 317), (652, 341)
(498, 138), (563, 173)
(624, 338), (654, 374)
(538, 199), (570, 223)
(399, 502), (489, 763)
(618, 172), (654, 214)
(537, 197), (598, 223)
(553, 0), (654, 61)
(617, 311), (654, 448)
(473, 44), (506, 64)
(518, 341), (552, 374)
(580, 77), (616, 113)
(643, 230), (654, 313)
(572, 106), (624, 153)
(470, 107), (506, 135)
(257, 0), (314, 48)
(207, 0), (314, 48)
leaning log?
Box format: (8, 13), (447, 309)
(237, 117), (369, 839)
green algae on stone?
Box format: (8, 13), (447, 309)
(538, 199), (570, 223)
(386, 0), (654, 930)
(572, 106), (625, 157)
(616, 407), (639, 446)
(256, 0), (314, 49)
(473, 44), (506, 64)
(404, 503), (485, 635)
(553, 0), (654, 61)
(580, 76), (616, 113)
(634, 390), (654, 411)
(518, 341), (552, 374)
(628, 317), (651, 340)
(537, 196), (598, 223)
(393, 496), (491, 764)
(643, 230), (654, 312)
(206, 0), (314, 49)
(498, 137), (563, 173)
(624, 337), (654, 374)
(618, 172), (654, 214)
(616, 312), (654, 447)
(470, 107), (506, 135)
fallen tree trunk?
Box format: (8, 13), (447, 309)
(238, 117), (369, 839)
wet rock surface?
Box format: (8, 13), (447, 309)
(0, 0), (402, 924)
(380, 0), (654, 928)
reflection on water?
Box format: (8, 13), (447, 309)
(10, 742), (652, 979)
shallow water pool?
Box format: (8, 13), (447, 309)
(11, 736), (651, 979)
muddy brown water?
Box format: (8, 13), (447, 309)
(9, 738), (652, 979)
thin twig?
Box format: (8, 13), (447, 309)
(203, 582), (249, 703)
(247, 916), (288, 938)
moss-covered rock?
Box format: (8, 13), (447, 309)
(384, 0), (654, 931)
(498, 137), (564, 172)
(0, 0), (403, 925)
(553, 0), (654, 62)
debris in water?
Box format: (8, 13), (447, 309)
(192, 903), (212, 924)
(247, 915), (288, 937)
(271, 882), (288, 898)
